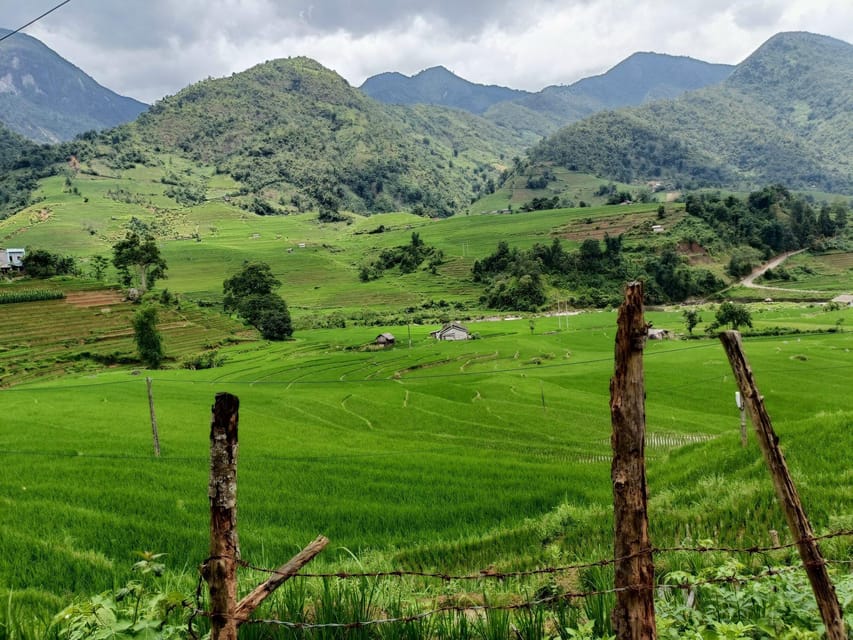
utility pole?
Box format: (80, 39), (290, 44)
(146, 377), (160, 457)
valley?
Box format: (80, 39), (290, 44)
(0, 18), (852, 639)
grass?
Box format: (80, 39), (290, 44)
(0, 160), (739, 318)
(1, 307), (851, 623)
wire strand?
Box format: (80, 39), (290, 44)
(0, 0), (74, 44)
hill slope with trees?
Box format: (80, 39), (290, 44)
(130, 57), (526, 216)
(529, 32), (853, 193)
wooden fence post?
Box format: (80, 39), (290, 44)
(206, 392), (240, 640)
(202, 393), (329, 638)
(719, 330), (846, 639)
(146, 377), (161, 457)
(610, 282), (656, 639)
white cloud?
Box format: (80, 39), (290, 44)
(8, 0), (853, 102)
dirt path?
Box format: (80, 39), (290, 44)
(740, 250), (803, 287)
(736, 249), (829, 295)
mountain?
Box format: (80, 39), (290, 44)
(130, 57), (525, 216)
(485, 53), (734, 137)
(529, 32), (853, 193)
(362, 54), (733, 138)
(360, 66), (530, 114)
(0, 28), (148, 143)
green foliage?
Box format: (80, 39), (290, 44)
(21, 249), (77, 278)
(180, 349), (225, 370)
(222, 262), (292, 340)
(709, 302), (753, 332)
(112, 229), (167, 292)
(54, 554), (187, 640)
(360, 232), (444, 280)
(474, 235), (722, 309)
(520, 195), (560, 212)
(222, 262), (280, 310)
(682, 309), (701, 335)
(686, 187), (849, 266)
(131, 306), (164, 368)
(89, 255), (109, 282)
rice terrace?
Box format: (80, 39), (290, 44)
(2, 7), (853, 639)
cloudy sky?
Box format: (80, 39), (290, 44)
(8, 0), (853, 103)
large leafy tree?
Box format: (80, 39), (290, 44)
(112, 231), (167, 292)
(223, 262), (292, 340)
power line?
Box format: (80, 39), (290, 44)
(0, 0), (74, 44)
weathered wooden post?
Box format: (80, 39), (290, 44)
(206, 392), (241, 640)
(719, 331), (846, 639)
(146, 377), (161, 457)
(203, 393), (329, 638)
(610, 282), (656, 639)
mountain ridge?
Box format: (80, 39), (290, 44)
(360, 65), (530, 114)
(0, 27), (148, 143)
(528, 31), (853, 193)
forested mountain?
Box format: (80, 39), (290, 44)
(485, 52), (733, 137)
(360, 66), (530, 114)
(0, 28), (148, 143)
(530, 32), (853, 193)
(132, 57), (525, 216)
(362, 53), (733, 138)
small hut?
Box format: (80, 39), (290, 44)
(375, 333), (395, 347)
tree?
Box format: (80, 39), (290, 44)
(223, 262), (292, 340)
(682, 309), (702, 335)
(90, 255), (109, 281)
(132, 306), (164, 368)
(112, 231), (167, 292)
(223, 262), (280, 310)
(22, 249), (76, 278)
(710, 302), (753, 332)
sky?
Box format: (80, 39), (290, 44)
(6, 0), (853, 103)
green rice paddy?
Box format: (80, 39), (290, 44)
(1, 308), (852, 616)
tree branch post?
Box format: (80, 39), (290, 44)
(610, 282), (656, 639)
(719, 331), (845, 639)
(202, 393), (328, 636)
(235, 535), (330, 621)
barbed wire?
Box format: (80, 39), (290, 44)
(193, 563), (818, 631)
(231, 529), (853, 583)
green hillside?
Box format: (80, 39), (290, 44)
(131, 57), (526, 217)
(530, 32), (853, 194)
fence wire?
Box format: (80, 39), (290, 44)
(186, 529), (853, 635)
(193, 563), (832, 631)
(232, 529), (853, 582)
